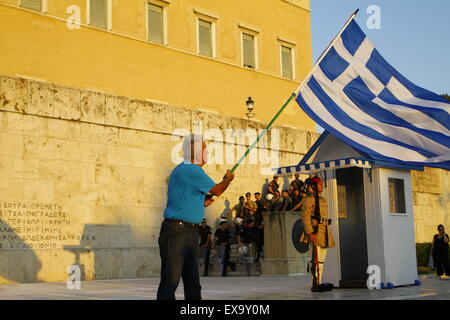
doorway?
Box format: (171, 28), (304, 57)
(336, 167), (369, 288)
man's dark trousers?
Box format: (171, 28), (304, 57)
(157, 220), (201, 300)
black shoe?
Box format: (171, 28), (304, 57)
(318, 283), (334, 292)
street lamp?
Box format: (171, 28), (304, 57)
(245, 96), (255, 120)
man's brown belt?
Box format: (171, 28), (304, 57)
(163, 218), (199, 228)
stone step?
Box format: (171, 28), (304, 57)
(206, 271), (261, 277)
(206, 263), (261, 272)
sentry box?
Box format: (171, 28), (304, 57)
(274, 131), (422, 288)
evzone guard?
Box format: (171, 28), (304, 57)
(300, 176), (335, 292)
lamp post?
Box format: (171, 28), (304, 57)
(245, 96), (255, 120)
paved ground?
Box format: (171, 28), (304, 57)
(1, 275), (449, 300)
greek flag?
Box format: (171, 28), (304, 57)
(296, 19), (450, 170)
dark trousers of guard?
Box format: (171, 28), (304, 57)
(157, 221), (201, 300)
(434, 249), (450, 276)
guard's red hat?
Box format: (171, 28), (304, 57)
(311, 176), (322, 184)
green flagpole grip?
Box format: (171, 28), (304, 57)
(230, 92), (297, 174)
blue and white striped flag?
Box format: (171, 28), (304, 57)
(296, 19), (450, 170)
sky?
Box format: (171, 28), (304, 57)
(310, 0), (450, 95)
(309, 0), (450, 132)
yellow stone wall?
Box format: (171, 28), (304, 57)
(0, 75), (317, 283)
(412, 168), (450, 243)
(0, 0), (315, 131)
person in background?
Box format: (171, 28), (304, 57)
(279, 189), (293, 211)
(431, 224), (450, 279)
(290, 188), (304, 212)
(198, 218), (212, 277)
(268, 190), (281, 212)
(243, 192), (257, 220)
(290, 173), (304, 192)
(222, 196), (245, 243)
(254, 192), (265, 262)
(267, 176), (280, 195)
(253, 193), (264, 227)
(213, 221), (236, 276)
(238, 219), (258, 274)
(226, 196), (245, 224)
(303, 175), (315, 188)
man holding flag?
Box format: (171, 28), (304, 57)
(157, 134), (234, 300)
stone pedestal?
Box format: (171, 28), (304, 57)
(261, 211), (310, 275)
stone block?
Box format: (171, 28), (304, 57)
(120, 186), (147, 207)
(81, 91), (106, 124)
(412, 168), (442, 195)
(0, 155), (10, 178)
(11, 159), (40, 179)
(23, 180), (54, 202)
(82, 206), (122, 226)
(54, 181), (108, 207)
(0, 76), (28, 113)
(0, 132), (23, 155)
(261, 257), (307, 275)
(94, 164), (121, 185)
(43, 119), (72, 140)
(118, 128), (154, 149)
(81, 143), (109, 164)
(118, 166), (145, 186)
(91, 248), (125, 280)
(192, 110), (227, 138)
(0, 179), (24, 200)
(122, 247), (160, 278)
(106, 95), (129, 127)
(128, 99), (153, 131)
(91, 184), (124, 207)
(54, 86), (81, 120)
(0, 112), (25, 134)
(153, 103), (173, 134)
(172, 106), (191, 133)
(120, 206), (151, 228)
(28, 81), (54, 116)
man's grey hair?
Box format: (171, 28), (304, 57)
(182, 134), (204, 162)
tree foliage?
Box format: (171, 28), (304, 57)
(441, 93), (450, 102)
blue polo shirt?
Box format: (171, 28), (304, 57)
(163, 162), (216, 224)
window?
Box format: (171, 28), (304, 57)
(388, 178), (406, 214)
(281, 45), (293, 79)
(89, 0), (108, 30)
(148, 4), (164, 44)
(20, 0), (41, 11)
(242, 33), (256, 69)
(198, 19), (213, 57)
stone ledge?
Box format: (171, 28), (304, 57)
(0, 74), (317, 154)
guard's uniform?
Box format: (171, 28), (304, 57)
(300, 196), (335, 285)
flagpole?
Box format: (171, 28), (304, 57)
(229, 9), (359, 174)
(230, 92), (296, 173)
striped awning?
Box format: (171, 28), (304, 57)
(274, 158), (372, 177)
